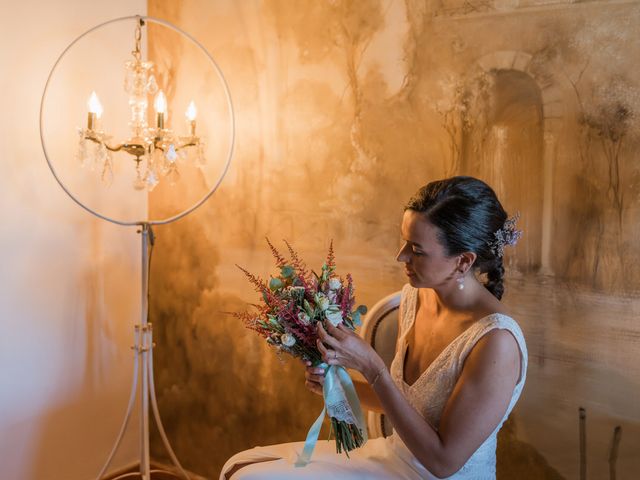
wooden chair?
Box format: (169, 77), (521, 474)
(359, 291), (401, 438)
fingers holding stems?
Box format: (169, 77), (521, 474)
(317, 322), (343, 365)
(304, 360), (326, 396)
(324, 320), (349, 340)
(317, 322), (341, 348)
(303, 321), (351, 395)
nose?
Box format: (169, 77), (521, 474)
(396, 243), (410, 263)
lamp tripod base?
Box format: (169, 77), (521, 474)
(96, 224), (190, 480)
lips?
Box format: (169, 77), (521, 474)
(405, 269), (415, 277)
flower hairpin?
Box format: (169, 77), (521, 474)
(487, 212), (523, 258)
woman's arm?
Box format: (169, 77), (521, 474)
(351, 288), (404, 414)
(318, 322), (521, 478)
(354, 378), (384, 413)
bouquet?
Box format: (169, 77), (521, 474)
(234, 239), (368, 465)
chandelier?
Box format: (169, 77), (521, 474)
(77, 18), (205, 191)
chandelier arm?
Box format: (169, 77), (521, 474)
(174, 141), (197, 151)
(84, 135), (148, 158)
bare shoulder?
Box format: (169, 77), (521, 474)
(476, 328), (520, 357)
(463, 328), (521, 384)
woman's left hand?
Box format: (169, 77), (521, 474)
(316, 322), (385, 382)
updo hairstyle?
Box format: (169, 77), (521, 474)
(405, 176), (510, 300)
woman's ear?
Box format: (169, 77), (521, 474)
(456, 251), (477, 274)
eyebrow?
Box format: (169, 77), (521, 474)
(403, 238), (426, 249)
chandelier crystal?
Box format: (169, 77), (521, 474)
(76, 18), (205, 191)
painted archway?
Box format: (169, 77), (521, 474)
(462, 50), (565, 275)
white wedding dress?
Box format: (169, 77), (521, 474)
(220, 284), (528, 479)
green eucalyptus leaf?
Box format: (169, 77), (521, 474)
(281, 265), (294, 278)
(269, 277), (283, 291)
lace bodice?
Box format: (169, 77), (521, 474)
(388, 284), (528, 479)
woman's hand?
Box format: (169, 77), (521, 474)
(304, 362), (326, 396)
(316, 321), (386, 382)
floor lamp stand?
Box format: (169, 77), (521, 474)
(40, 17), (235, 480)
(96, 223), (190, 480)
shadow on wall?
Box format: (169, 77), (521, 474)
(497, 418), (565, 480)
(147, 213), (329, 477)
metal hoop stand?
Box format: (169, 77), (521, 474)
(39, 15), (235, 480)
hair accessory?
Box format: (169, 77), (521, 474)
(487, 212), (523, 258)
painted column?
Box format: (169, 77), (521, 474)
(539, 130), (556, 276)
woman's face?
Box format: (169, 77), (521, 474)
(396, 210), (458, 289)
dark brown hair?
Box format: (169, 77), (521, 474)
(405, 176), (509, 300)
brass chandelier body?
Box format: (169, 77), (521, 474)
(77, 18), (204, 191)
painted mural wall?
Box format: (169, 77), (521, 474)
(146, 1), (640, 478)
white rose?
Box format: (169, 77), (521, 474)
(325, 308), (343, 327)
(328, 277), (342, 290)
(327, 291), (338, 304)
(297, 312), (311, 325)
(281, 333), (296, 347)
(315, 293), (330, 311)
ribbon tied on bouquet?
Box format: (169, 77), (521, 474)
(295, 363), (368, 467)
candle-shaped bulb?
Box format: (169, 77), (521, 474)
(154, 91), (167, 114)
(88, 91), (103, 118)
(155, 91), (167, 130)
(185, 101), (197, 121)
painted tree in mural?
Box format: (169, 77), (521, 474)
(532, 18), (640, 290)
(429, 67), (495, 179)
(431, 72), (465, 177)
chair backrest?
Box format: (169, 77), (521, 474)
(359, 291), (401, 438)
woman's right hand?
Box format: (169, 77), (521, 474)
(304, 361), (326, 396)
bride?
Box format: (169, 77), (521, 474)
(221, 176), (527, 479)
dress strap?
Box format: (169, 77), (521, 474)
(398, 284), (418, 336)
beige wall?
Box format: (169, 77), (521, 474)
(147, 1), (640, 479)
(0, 1), (146, 479)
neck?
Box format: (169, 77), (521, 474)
(427, 274), (484, 316)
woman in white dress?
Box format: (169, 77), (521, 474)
(221, 176), (527, 479)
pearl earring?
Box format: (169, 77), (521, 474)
(456, 276), (465, 290)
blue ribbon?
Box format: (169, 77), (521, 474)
(295, 364), (368, 467)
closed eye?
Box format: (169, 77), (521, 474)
(400, 238), (427, 256)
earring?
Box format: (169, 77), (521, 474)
(456, 275), (465, 290)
